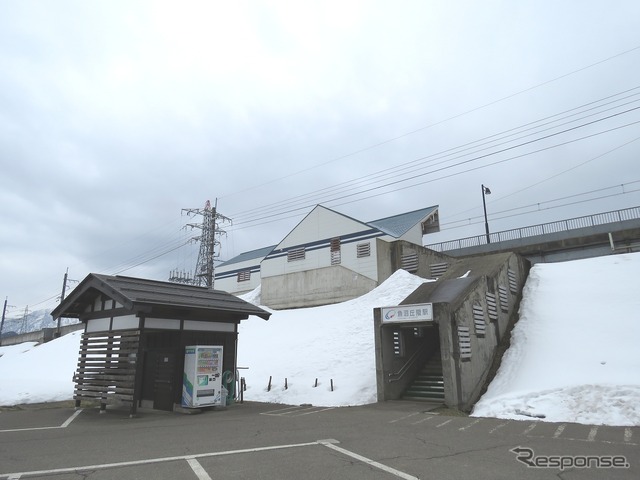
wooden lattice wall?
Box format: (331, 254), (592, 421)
(74, 330), (140, 413)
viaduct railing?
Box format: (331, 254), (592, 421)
(426, 206), (640, 253)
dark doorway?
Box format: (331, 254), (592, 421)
(145, 350), (177, 411)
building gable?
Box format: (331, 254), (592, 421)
(275, 205), (379, 250)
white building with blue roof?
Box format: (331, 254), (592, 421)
(214, 245), (275, 295)
(216, 204), (450, 309)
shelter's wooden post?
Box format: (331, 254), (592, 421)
(130, 330), (144, 417)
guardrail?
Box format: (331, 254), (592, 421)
(426, 206), (640, 253)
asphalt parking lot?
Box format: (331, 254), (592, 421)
(0, 401), (637, 479)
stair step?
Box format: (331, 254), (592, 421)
(413, 381), (443, 388)
(407, 384), (444, 391)
(402, 395), (444, 402)
(402, 354), (445, 402)
(402, 394), (444, 402)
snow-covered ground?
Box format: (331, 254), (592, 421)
(1, 253), (639, 426)
(471, 253), (640, 426)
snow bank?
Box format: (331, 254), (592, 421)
(472, 252), (640, 426)
(237, 269), (431, 407)
(0, 331), (82, 406)
(2, 253), (639, 427)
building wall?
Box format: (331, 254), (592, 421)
(214, 257), (262, 295)
(441, 253), (530, 410)
(373, 251), (530, 411)
(262, 265), (378, 309)
(377, 240), (454, 284)
(261, 207), (387, 308)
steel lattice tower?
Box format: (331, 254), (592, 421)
(182, 200), (231, 289)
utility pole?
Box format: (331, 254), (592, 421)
(0, 297), (10, 346)
(181, 200), (232, 289)
(56, 268), (68, 338)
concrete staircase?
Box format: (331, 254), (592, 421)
(403, 354), (444, 402)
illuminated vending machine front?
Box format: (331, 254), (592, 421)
(182, 345), (224, 408)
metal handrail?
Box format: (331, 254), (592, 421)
(388, 345), (426, 383)
(426, 205), (640, 252)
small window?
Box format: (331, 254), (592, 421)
(237, 270), (251, 282)
(356, 242), (371, 258)
(392, 330), (404, 357)
(287, 247), (305, 262)
(330, 237), (341, 265)
(421, 211), (440, 234)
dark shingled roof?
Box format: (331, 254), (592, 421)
(51, 273), (271, 320)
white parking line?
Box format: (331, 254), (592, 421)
(261, 405), (306, 415)
(0, 440), (319, 479)
(0, 409), (83, 434)
(319, 440), (419, 480)
(489, 422), (508, 434)
(296, 407), (335, 416)
(522, 423), (537, 435)
(553, 424), (566, 438)
(412, 415), (436, 425)
(587, 426), (598, 442)
(459, 419), (480, 431)
(260, 405), (333, 417)
(60, 409), (83, 428)
(187, 458), (213, 480)
(624, 428), (633, 443)
(436, 419), (452, 428)
(1, 439), (419, 480)
(389, 412), (421, 424)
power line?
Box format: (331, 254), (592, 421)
(438, 181), (640, 230)
(227, 89), (640, 225)
(219, 45), (640, 201)
(228, 114), (640, 231)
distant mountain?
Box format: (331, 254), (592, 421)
(0, 309), (79, 338)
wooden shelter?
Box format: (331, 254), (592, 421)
(51, 274), (270, 416)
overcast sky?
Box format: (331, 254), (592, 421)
(1, 0), (639, 315)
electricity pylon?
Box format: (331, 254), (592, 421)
(181, 200), (231, 289)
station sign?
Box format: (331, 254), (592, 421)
(381, 303), (433, 323)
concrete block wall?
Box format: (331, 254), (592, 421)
(441, 253), (530, 410)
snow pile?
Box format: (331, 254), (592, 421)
(0, 331), (82, 406)
(236, 269), (432, 406)
(472, 253), (640, 426)
(1, 253), (639, 427)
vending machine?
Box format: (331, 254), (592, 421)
(182, 345), (224, 408)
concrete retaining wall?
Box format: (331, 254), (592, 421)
(0, 323), (84, 347)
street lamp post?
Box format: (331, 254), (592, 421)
(482, 184), (491, 244)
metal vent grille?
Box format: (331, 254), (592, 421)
(287, 247), (305, 262)
(401, 252), (418, 273)
(486, 292), (498, 321)
(498, 285), (509, 312)
(237, 270), (251, 282)
(458, 326), (471, 359)
(472, 303), (486, 336)
(357, 242), (371, 258)
(508, 268), (518, 294)
(330, 237), (341, 265)
(430, 262), (448, 278)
